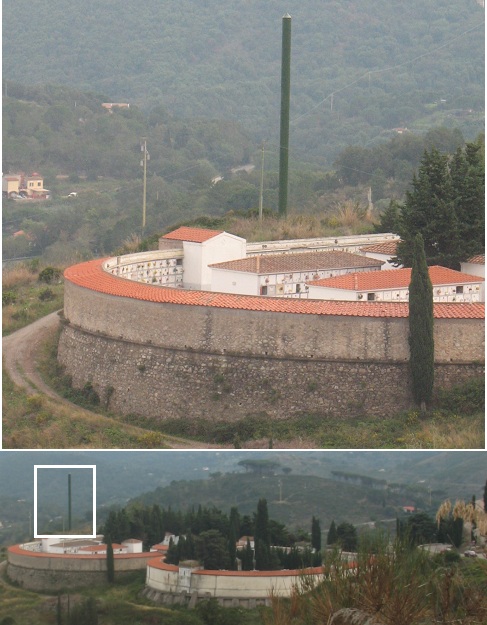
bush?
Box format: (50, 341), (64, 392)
(38, 287), (55, 301)
(435, 378), (485, 415)
(38, 266), (62, 284)
(2, 291), (17, 306)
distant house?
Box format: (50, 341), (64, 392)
(461, 255), (485, 301)
(209, 250), (383, 297)
(307, 266), (484, 303)
(2, 174), (22, 196)
(2, 172), (50, 199)
(402, 506), (416, 514)
(102, 102), (130, 112)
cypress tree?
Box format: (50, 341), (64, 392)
(106, 535), (115, 583)
(408, 233), (434, 412)
(327, 520), (338, 545)
(311, 516), (321, 552)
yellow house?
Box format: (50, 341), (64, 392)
(26, 172), (44, 196)
(2, 174), (21, 196)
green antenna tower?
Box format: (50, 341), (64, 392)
(278, 13), (292, 217)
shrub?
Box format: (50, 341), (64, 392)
(38, 266), (62, 284)
(38, 287), (55, 301)
(435, 378), (485, 415)
(2, 291), (17, 306)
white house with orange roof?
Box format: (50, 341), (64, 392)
(307, 266), (484, 303)
(359, 240), (400, 269)
(159, 226), (246, 290)
(209, 250), (383, 297)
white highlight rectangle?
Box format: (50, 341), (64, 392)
(34, 465), (97, 538)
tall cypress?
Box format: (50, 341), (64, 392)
(106, 535), (115, 583)
(408, 233), (434, 411)
(327, 520), (337, 545)
(311, 516), (321, 552)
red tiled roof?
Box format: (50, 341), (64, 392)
(465, 255), (485, 265)
(308, 266), (484, 291)
(63, 258), (485, 320)
(162, 226), (224, 243)
(360, 241), (398, 255)
(210, 250), (383, 274)
(146, 558), (325, 576)
(7, 544), (155, 559)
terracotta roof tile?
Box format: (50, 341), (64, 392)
(309, 266), (484, 291)
(146, 558), (326, 576)
(7, 544), (155, 560)
(466, 255), (485, 265)
(360, 241), (398, 254)
(162, 226), (223, 243)
(210, 250), (383, 274)
(63, 258), (485, 320)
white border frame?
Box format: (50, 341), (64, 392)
(34, 465), (97, 538)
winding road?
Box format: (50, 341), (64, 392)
(2, 312), (220, 449)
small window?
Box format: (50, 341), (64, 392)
(176, 258), (183, 266)
(260, 285), (268, 295)
(296, 283), (301, 293)
(456, 285), (463, 294)
(367, 293), (375, 301)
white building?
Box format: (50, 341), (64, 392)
(359, 240), (400, 269)
(159, 227), (246, 291)
(307, 266), (484, 303)
(209, 250), (384, 297)
(461, 255), (485, 301)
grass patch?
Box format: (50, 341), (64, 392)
(0, 566), (265, 625)
(2, 262), (65, 336)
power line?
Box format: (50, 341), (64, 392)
(290, 22), (484, 127)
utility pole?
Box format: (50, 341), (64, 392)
(259, 141), (265, 221)
(140, 137), (150, 231)
(278, 14), (291, 218)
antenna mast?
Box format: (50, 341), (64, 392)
(278, 14), (291, 217)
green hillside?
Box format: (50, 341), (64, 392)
(3, 0), (484, 166)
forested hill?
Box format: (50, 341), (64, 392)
(3, 0), (484, 166)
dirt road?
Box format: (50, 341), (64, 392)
(3, 311), (63, 399)
(2, 312), (219, 449)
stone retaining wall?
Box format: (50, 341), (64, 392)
(58, 264), (484, 422)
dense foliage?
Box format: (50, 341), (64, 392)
(101, 498), (327, 571)
(3, 0), (484, 166)
(265, 535), (487, 625)
(395, 140), (485, 268)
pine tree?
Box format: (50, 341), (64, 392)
(408, 233), (434, 411)
(396, 139), (484, 269)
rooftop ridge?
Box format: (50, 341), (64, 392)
(63, 258), (485, 320)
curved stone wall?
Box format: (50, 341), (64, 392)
(6, 544), (155, 591)
(145, 559), (324, 607)
(58, 258), (485, 422)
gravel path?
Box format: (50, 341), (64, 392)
(2, 312), (221, 449)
